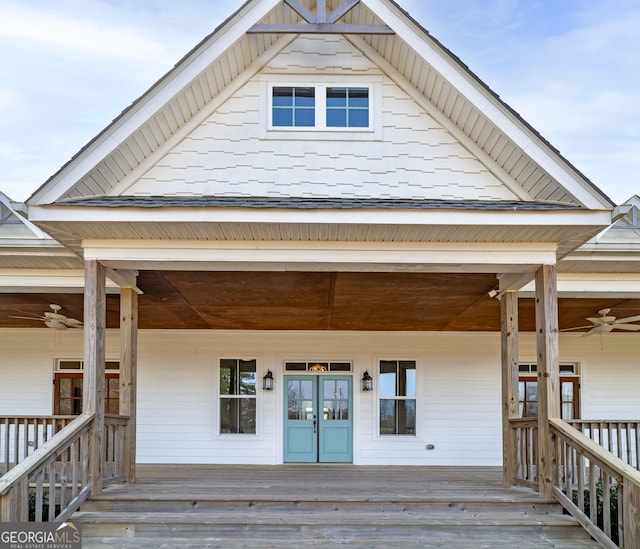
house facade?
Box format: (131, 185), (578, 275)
(1, 0), (639, 472)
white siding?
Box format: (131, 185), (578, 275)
(128, 35), (517, 202)
(2, 329), (638, 466)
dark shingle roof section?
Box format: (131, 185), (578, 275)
(55, 196), (584, 211)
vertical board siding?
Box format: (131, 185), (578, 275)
(2, 329), (638, 466)
(128, 35), (518, 202)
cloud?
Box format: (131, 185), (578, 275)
(0, 4), (168, 63)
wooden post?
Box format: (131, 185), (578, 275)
(83, 260), (106, 496)
(501, 290), (519, 487)
(535, 265), (560, 498)
(624, 481), (640, 549)
(119, 287), (138, 484)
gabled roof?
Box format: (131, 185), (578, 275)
(27, 0), (614, 210)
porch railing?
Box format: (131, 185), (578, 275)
(0, 413), (129, 522)
(569, 421), (640, 471)
(511, 417), (640, 548)
(1, 416), (75, 475)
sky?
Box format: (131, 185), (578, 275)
(0, 0), (638, 204)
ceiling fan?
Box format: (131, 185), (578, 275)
(9, 304), (83, 330)
(563, 308), (640, 336)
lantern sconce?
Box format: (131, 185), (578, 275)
(362, 370), (373, 392)
(263, 370), (274, 391)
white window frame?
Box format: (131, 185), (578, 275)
(377, 358), (418, 437)
(217, 357), (259, 436)
(260, 75), (382, 141)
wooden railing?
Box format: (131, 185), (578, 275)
(511, 417), (640, 548)
(511, 417), (538, 488)
(569, 421), (640, 471)
(550, 418), (640, 549)
(0, 413), (130, 522)
(1, 416), (75, 475)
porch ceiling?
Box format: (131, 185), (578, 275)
(1, 270), (638, 332)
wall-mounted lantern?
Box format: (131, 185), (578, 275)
(263, 370), (274, 391)
(362, 370), (373, 391)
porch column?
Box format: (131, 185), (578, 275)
(535, 265), (560, 498)
(119, 287), (138, 483)
(83, 259), (106, 496)
(501, 290), (519, 486)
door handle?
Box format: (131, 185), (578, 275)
(312, 414), (317, 434)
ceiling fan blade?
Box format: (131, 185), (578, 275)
(560, 325), (593, 332)
(45, 320), (68, 330)
(614, 315), (640, 324)
(64, 318), (83, 326)
(612, 324), (640, 332)
(8, 315), (46, 321)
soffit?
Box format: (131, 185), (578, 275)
(1, 271), (638, 331)
(30, 0), (613, 210)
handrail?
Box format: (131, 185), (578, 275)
(0, 414), (94, 522)
(549, 417), (640, 549)
(569, 420), (640, 471)
(1, 416), (75, 474)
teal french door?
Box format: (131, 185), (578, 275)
(284, 375), (353, 463)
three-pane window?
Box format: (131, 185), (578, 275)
(379, 360), (416, 435)
(219, 359), (257, 434)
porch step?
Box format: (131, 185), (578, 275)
(75, 508), (600, 548)
(73, 466), (600, 547)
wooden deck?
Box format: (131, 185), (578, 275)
(75, 465), (601, 548)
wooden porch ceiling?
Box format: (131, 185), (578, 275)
(1, 271), (639, 331)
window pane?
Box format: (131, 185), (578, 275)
(379, 399), (396, 434)
(326, 109), (346, 127)
(239, 360), (256, 395)
(561, 381), (574, 400)
(348, 88), (369, 107)
(379, 360), (396, 397)
(295, 108), (315, 127)
(399, 361), (416, 397)
(326, 87), (347, 107)
(273, 87), (293, 106)
(524, 402), (538, 417)
(59, 360), (82, 370)
(330, 362), (351, 372)
(525, 381), (537, 402)
(220, 359), (235, 395)
(285, 362), (307, 371)
(349, 110), (369, 127)
(294, 87), (315, 107)
(273, 108), (293, 127)
(106, 361), (120, 370)
(220, 398), (256, 434)
(562, 402), (574, 420)
(397, 400), (416, 435)
(380, 399), (416, 435)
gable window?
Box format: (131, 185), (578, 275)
(379, 360), (416, 435)
(265, 79), (380, 137)
(219, 358), (257, 434)
(54, 359), (120, 415)
(518, 363), (580, 420)
(326, 88), (369, 128)
(272, 87), (315, 127)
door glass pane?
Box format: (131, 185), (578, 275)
(561, 381), (574, 400)
(562, 402), (574, 420)
(60, 378), (71, 399)
(525, 381), (537, 401)
(323, 379), (349, 421)
(288, 380), (314, 420)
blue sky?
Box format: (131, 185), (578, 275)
(0, 0), (638, 203)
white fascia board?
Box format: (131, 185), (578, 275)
(0, 269), (119, 292)
(28, 205), (613, 227)
(28, 0), (280, 205)
(520, 273), (640, 297)
(362, 0), (612, 210)
(82, 239), (557, 271)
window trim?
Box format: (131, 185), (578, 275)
(217, 357), (259, 436)
(377, 358), (418, 437)
(518, 362), (580, 420)
(260, 76), (382, 141)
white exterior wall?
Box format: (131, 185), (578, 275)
(129, 35), (517, 202)
(1, 329), (638, 466)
